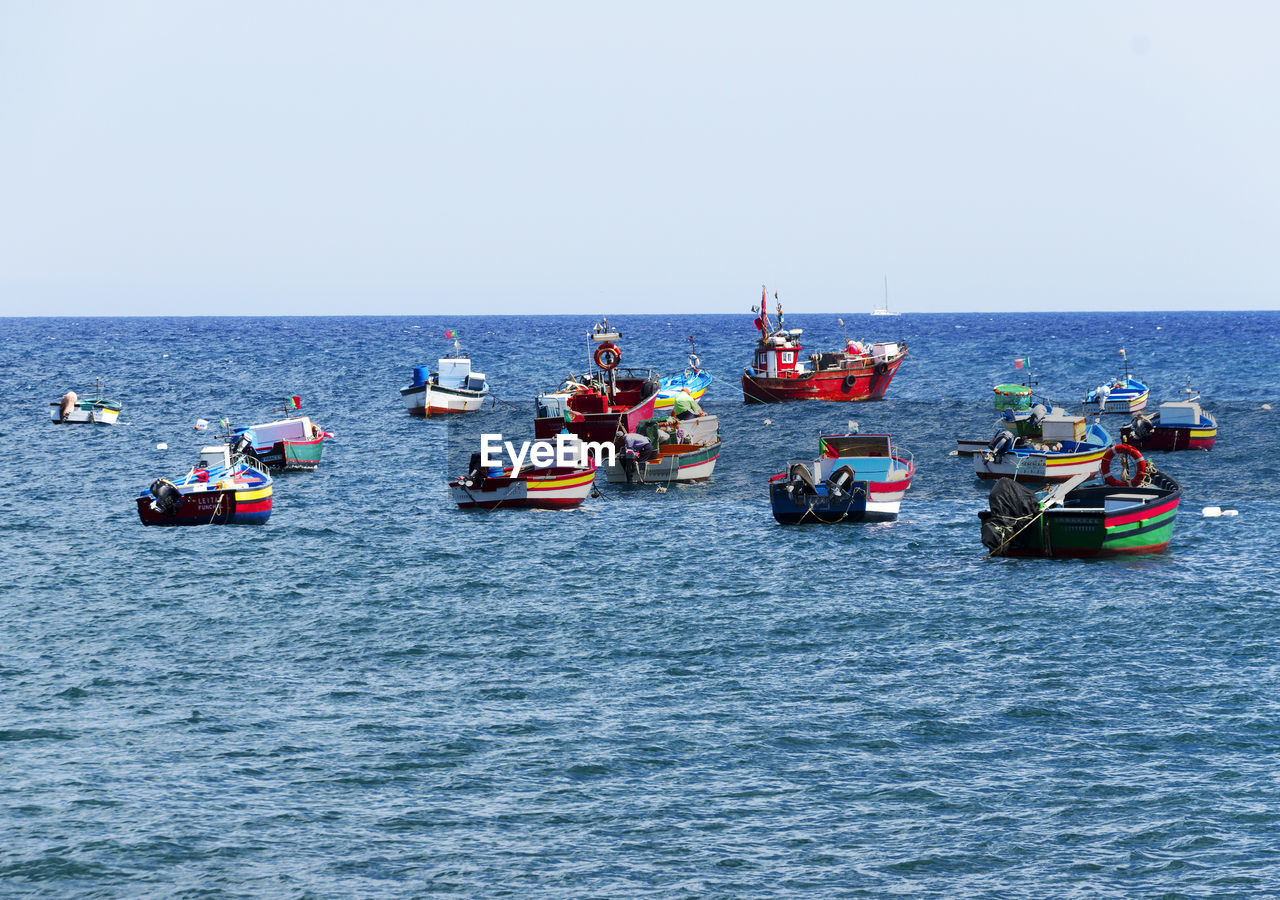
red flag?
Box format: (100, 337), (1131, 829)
(290, 396), (301, 409)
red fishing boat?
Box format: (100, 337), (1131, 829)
(741, 287), (907, 404)
(534, 318), (661, 443)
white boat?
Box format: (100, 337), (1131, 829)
(604, 414), (721, 484)
(870, 276), (901, 316)
(50, 381), (122, 425)
(400, 338), (489, 416)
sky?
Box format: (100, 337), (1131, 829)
(1, 1), (1277, 315)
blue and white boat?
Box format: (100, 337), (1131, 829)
(1083, 350), (1149, 414)
(654, 340), (713, 411)
(770, 429), (914, 524)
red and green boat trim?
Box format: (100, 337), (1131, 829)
(981, 467), (1180, 558)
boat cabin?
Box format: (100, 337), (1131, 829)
(198, 445), (232, 471)
(1040, 414), (1085, 442)
(753, 330), (808, 377)
(437, 357), (486, 392)
(1157, 400), (1202, 425)
(233, 417), (316, 450)
(811, 433), (902, 482)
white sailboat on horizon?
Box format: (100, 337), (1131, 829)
(871, 276), (902, 316)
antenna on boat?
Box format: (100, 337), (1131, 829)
(838, 317), (848, 347)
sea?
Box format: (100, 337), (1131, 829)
(2, 310), (1278, 898)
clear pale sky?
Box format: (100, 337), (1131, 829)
(2, 1), (1277, 315)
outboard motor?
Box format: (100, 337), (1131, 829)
(1130, 414), (1154, 442)
(641, 378), (660, 400)
(979, 478), (1040, 553)
(826, 464), (857, 498)
(987, 430), (1014, 461)
(1029, 403), (1047, 432)
(786, 463), (819, 497)
(465, 451), (486, 488)
(149, 479), (182, 517)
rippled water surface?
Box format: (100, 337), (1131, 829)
(2, 311), (1278, 897)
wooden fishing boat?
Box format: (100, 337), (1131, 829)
(229, 398), (329, 471)
(956, 367), (1068, 456)
(973, 416), (1112, 484)
(1083, 350), (1148, 414)
(449, 457), (596, 510)
(136, 445), (273, 526)
(741, 286), (906, 404)
(401, 334), (489, 416)
(1122, 384), (1217, 451)
(604, 414), (722, 484)
(50, 381), (122, 425)
(534, 318), (660, 443)
(770, 431), (913, 524)
(979, 455), (1181, 558)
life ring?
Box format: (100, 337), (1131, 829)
(594, 342), (621, 371)
(1101, 443), (1147, 487)
(841, 373), (857, 393)
(874, 362), (889, 376)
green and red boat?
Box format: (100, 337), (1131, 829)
(228, 397), (330, 471)
(979, 451), (1180, 558)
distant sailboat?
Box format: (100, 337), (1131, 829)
(871, 277), (901, 316)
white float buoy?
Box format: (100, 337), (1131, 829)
(1222, 510), (1239, 517)
(194, 418), (208, 431)
(156, 442), (168, 451)
(1263, 404), (1272, 411)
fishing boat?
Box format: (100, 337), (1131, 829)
(742, 287), (906, 404)
(972, 416), (1112, 483)
(769, 430), (914, 524)
(228, 397), (330, 471)
(655, 337), (713, 410)
(449, 453), (596, 510)
(1122, 382), (1217, 451)
(534, 318), (661, 443)
(1083, 349), (1149, 414)
(136, 444), (273, 526)
(957, 360), (1069, 455)
(604, 414), (721, 484)
(401, 332), (489, 416)
(50, 381), (122, 425)
(979, 451), (1181, 558)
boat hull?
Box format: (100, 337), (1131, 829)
(252, 436), (325, 471)
(770, 473), (909, 524)
(973, 445), (1107, 483)
(401, 382), (489, 416)
(742, 357), (903, 404)
(604, 441), (720, 484)
(1125, 415), (1217, 452)
(450, 465), (595, 510)
(136, 483), (273, 526)
(1005, 492), (1179, 558)
(50, 402), (121, 425)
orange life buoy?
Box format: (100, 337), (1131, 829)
(1101, 443), (1147, 487)
(594, 342), (621, 371)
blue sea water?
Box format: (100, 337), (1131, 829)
(2, 310), (1279, 897)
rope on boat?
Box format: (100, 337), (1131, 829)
(982, 507), (1046, 559)
(907, 353), (950, 402)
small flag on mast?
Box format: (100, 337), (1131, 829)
(1014, 357), (1029, 369)
(445, 329), (456, 339)
(288, 396), (301, 409)
(1119, 348), (1126, 356)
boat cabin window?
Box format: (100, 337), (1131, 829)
(820, 435), (892, 458)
